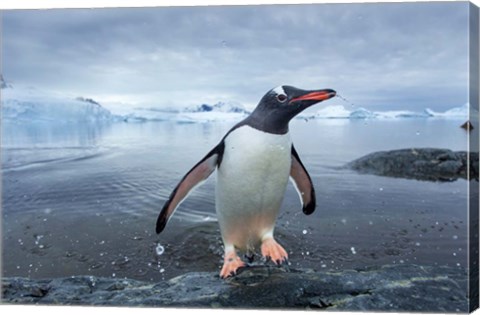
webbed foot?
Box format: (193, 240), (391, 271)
(261, 237), (288, 265)
(220, 250), (246, 279)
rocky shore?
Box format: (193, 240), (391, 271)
(2, 264), (469, 312)
(347, 148), (479, 181)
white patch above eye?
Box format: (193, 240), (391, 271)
(272, 86), (286, 96)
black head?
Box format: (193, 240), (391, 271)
(244, 85), (336, 134)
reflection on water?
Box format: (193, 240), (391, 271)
(1, 118), (470, 281)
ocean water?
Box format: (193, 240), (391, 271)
(1, 118), (470, 281)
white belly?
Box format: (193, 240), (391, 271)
(215, 126), (292, 252)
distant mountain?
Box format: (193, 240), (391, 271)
(185, 101), (250, 114)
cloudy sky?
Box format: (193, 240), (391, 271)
(2, 2), (473, 112)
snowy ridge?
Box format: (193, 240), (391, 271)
(1, 81), (470, 123)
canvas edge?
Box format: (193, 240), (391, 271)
(469, 1), (480, 313)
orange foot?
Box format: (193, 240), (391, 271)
(261, 237), (288, 265)
(220, 250), (246, 279)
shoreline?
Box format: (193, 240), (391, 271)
(2, 264), (469, 312)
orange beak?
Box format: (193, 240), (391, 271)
(290, 89), (336, 103)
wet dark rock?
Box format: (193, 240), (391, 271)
(1, 264), (468, 312)
(347, 148), (479, 181)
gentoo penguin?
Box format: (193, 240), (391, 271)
(156, 85), (336, 278)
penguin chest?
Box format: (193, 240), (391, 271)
(215, 126), (291, 247)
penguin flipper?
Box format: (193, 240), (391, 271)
(156, 143), (224, 234)
(290, 145), (316, 215)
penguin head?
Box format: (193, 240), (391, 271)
(248, 85), (336, 134)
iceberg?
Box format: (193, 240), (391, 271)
(314, 105), (352, 119)
(2, 83), (113, 123)
(119, 108), (178, 122)
(117, 101), (250, 123)
(349, 107), (378, 119)
(1, 78), (469, 124)
(425, 103), (469, 118)
(295, 104), (468, 120)
(375, 110), (432, 119)
(176, 111), (247, 123)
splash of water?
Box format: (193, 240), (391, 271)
(336, 94), (357, 108)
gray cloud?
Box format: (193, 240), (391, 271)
(2, 2), (470, 111)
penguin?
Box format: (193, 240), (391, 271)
(155, 85), (336, 278)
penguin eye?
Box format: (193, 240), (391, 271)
(276, 94), (287, 103)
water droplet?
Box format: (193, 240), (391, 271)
(155, 243), (165, 256)
(379, 187), (384, 191)
(341, 219), (347, 225)
(159, 268), (165, 273)
(415, 242), (421, 246)
(112, 273), (116, 277)
(99, 240), (105, 245)
(453, 235), (458, 240)
(368, 221), (373, 225)
(350, 247), (357, 254)
(302, 230), (308, 235)
(453, 252), (457, 256)
(34, 235), (44, 245)
(415, 131), (420, 136)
